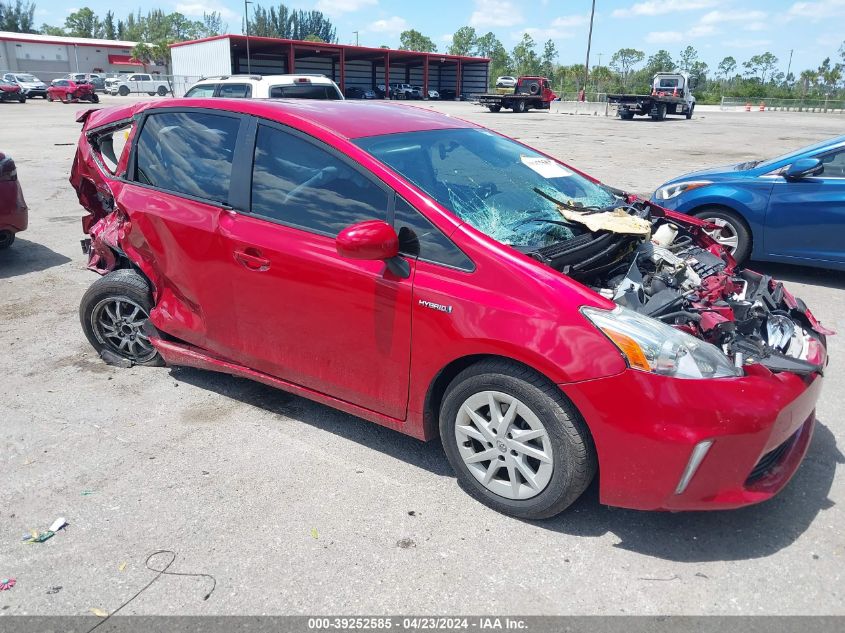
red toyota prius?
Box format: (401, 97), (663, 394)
(70, 99), (829, 519)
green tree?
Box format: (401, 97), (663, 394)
(40, 23), (64, 35)
(65, 7), (101, 38)
(512, 33), (540, 76)
(449, 26), (477, 56)
(540, 39), (557, 79)
(610, 47), (644, 88)
(717, 56), (737, 82)
(130, 42), (153, 72)
(799, 69), (818, 96)
(201, 12), (225, 37)
(399, 29), (437, 52)
(102, 10), (116, 39)
(677, 45), (698, 72)
(248, 4), (335, 42)
(0, 0), (36, 33)
(645, 50), (674, 74)
(475, 32), (511, 88)
(744, 52), (778, 83)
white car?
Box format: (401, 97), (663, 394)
(106, 73), (171, 97)
(2, 72), (47, 99)
(185, 74), (343, 99)
(496, 76), (517, 88)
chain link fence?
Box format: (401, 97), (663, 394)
(720, 96), (845, 113)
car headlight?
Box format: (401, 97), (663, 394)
(654, 180), (711, 200)
(582, 306), (740, 379)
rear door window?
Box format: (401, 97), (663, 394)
(269, 84), (340, 99)
(218, 83), (252, 98)
(185, 84), (217, 97)
(132, 111), (241, 205)
(250, 123), (388, 235)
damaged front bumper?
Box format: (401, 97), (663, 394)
(563, 366), (822, 511)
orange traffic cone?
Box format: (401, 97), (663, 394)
(759, 101), (765, 111)
(745, 102), (751, 112)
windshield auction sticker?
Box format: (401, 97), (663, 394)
(520, 155), (572, 178)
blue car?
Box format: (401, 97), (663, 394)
(651, 135), (845, 270)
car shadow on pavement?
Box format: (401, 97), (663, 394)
(535, 420), (842, 562)
(749, 260), (845, 291)
(0, 238), (71, 279)
(170, 366), (453, 477)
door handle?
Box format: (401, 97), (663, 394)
(234, 248), (271, 272)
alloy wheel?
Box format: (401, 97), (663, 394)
(454, 390), (554, 500)
(90, 297), (157, 363)
(701, 217), (739, 253)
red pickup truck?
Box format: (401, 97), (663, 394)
(477, 76), (557, 113)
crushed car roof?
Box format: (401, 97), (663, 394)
(81, 98), (479, 140)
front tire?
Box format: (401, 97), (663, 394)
(157, 86), (168, 96)
(692, 207), (751, 264)
(79, 269), (164, 367)
(118, 85), (130, 96)
(440, 360), (596, 519)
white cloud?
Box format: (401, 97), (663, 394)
(316, 0), (378, 15)
(440, 33), (454, 43)
(645, 31), (685, 44)
(744, 22), (769, 31)
(612, 0), (720, 18)
(366, 16), (408, 35)
(176, 3), (238, 21)
(720, 38), (773, 48)
(699, 9), (767, 24)
(469, 0), (523, 28)
(513, 14), (590, 41)
(787, 0), (845, 18)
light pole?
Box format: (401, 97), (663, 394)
(582, 0), (597, 100)
(244, 0), (253, 75)
(786, 48), (794, 85)
(353, 31), (359, 46)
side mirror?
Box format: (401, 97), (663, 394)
(784, 158), (823, 180)
(336, 220), (410, 278)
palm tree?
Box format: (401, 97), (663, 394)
(799, 69), (818, 98)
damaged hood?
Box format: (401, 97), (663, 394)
(523, 198), (831, 377)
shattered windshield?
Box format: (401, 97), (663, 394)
(355, 128), (620, 246)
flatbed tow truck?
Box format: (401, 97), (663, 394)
(477, 76), (557, 113)
(607, 72), (696, 120)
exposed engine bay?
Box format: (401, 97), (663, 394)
(522, 199), (830, 376)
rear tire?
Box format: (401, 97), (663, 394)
(651, 103), (666, 120)
(686, 104), (695, 120)
(90, 93), (99, 103)
(488, 105), (501, 112)
(79, 269), (165, 367)
(0, 230), (15, 249)
(692, 207), (752, 264)
(619, 110), (634, 120)
(440, 360), (596, 519)
(18, 95), (26, 103)
(46, 93), (53, 102)
(157, 86), (167, 96)
(513, 100), (526, 113)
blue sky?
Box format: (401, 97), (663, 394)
(35, 0), (845, 73)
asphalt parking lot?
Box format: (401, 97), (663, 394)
(1, 96), (843, 616)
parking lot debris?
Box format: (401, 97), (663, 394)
(22, 529), (54, 543)
(80, 490), (95, 496)
(118, 562), (127, 572)
(85, 550), (216, 632)
(396, 538), (416, 549)
(49, 517), (67, 532)
(0, 578), (15, 591)
(46, 586), (62, 594)
(310, 528), (319, 539)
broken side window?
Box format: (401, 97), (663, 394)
(90, 123), (134, 175)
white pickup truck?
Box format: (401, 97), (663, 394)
(106, 73), (171, 97)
